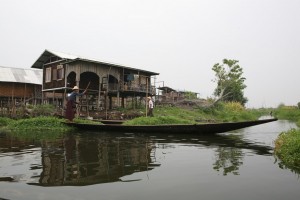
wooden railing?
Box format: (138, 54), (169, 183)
(107, 83), (155, 94)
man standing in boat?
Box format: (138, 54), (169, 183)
(147, 96), (154, 117)
(65, 86), (87, 122)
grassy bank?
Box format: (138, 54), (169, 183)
(0, 116), (68, 140)
(274, 129), (300, 171)
(0, 116), (100, 139)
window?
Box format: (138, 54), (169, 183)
(52, 68), (57, 80)
(57, 65), (64, 80)
(46, 68), (51, 82)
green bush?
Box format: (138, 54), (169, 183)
(274, 129), (300, 168)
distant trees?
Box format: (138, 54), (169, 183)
(212, 59), (248, 106)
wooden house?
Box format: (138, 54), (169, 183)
(157, 86), (178, 103)
(31, 49), (159, 115)
(157, 86), (199, 105)
(0, 66), (42, 116)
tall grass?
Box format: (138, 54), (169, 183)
(274, 106), (300, 122)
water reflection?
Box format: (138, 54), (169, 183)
(32, 133), (159, 186)
(213, 147), (244, 175)
(0, 129), (280, 187)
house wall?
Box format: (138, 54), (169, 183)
(66, 61), (120, 84)
(43, 62), (66, 90)
(0, 82), (41, 98)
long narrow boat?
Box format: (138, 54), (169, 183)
(65, 118), (277, 134)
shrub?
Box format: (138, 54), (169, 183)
(274, 129), (300, 168)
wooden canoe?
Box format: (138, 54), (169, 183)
(65, 118), (278, 134)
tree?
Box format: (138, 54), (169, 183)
(212, 59), (248, 106)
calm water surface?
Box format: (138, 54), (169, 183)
(0, 119), (299, 200)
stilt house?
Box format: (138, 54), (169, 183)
(0, 66), (42, 116)
(31, 49), (159, 116)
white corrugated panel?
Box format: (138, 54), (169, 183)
(0, 66), (42, 85)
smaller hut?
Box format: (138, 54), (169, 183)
(0, 66), (42, 116)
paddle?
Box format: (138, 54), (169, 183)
(85, 81), (91, 93)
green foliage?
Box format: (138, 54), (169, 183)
(223, 101), (245, 112)
(154, 106), (200, 121)
(297, 102), (300, 109)
(123, 116), (194, 125)
(274, 129), (300, 169)
(31, 104), (56, 116)
(7, 116), (69, 131)
(1, 116), (74, 140)
(200, 102), (258, 122)
(247, 107), (273, 117)
(212, 59), (248, 106)
(274, 106), (300, 122)
(123, 102), (260, 125)
(183, 91), (198, 99)
(0, 117), (14, 127)
(297, 119), (300, 127)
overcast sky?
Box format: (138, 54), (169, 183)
(1, 0), (299, 108)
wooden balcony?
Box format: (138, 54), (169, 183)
(105, 83), (155, 96)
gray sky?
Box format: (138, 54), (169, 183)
(1, 0), (299, 108)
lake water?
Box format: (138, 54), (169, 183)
(0, 119), (299, 200)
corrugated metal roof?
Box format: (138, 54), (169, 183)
(47, 50), (78, 60)
(0, 66), (42, 85)
(31, 49), (159, 75)
(31, 49), (77, 69)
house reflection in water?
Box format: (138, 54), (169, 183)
(36, 134), (159, 186)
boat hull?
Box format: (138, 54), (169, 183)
(65, 118), (278, 134)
